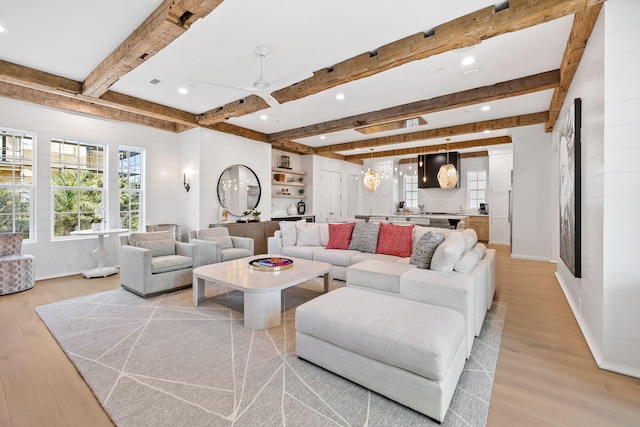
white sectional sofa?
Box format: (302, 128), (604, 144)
(268, 219), (496, 358)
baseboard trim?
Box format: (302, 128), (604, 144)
(599, 360), (640, 379)
(554, 272), (604, 365)
(511, 253), (550, 262)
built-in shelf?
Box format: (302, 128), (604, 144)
(272, 181), (306, 187)
(272, 167), (307, 176)
(272, 194), (307, 199)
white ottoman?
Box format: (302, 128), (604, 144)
(295, 287), (466, 422)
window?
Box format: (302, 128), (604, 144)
(0, 128), (35, 239)
(118, 147), (143, 231)
(467, 170), (487, 209)
(404, 174), (418, 208)
(51, 138), (105, 237)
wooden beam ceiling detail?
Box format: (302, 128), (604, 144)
(0, 81), (178, 132)
(346, 136), (512, 161)
(205, 122), (269, 142)
(270, 0), (601, 106)
(82, 0), (225, 97)
(197, 96), (270, 125)
(0, 60), (197, 127)
(546, 3), (603, 131)
(270, 71), (559, 142)
(315, 112), (548, 154)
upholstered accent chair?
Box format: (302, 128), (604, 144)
(0, 232), (35, 295)
(188, 228), (254, 266)
(146, 224), (182, 241)
(119, 231), (198, 297)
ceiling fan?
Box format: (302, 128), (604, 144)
(195, 46), (313, 108)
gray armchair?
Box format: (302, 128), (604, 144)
(188, 228), (254, 266)
(0, 232), (35, 295)
(119, 231), (198, 297)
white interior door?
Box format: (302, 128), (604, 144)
(319, 170), (341, 222)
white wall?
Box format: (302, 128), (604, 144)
(555, 0), (640, 378)
(511, 128), (552, 260)
(0, 97), (180, 279)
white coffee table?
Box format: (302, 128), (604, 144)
(193, 255), (332, 329)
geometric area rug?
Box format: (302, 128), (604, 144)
(35, 279), (506, 427)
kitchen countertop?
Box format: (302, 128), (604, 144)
(355, 213), (470, 220)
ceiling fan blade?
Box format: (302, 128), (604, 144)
(256, 92), (281, 109)
(191, 78), (256, 93)
(267, 70), (313, 92)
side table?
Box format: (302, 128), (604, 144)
(70, 228), (129, 278)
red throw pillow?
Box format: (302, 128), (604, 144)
(326, 222), (355, 249)
(376, 223), (415, 257)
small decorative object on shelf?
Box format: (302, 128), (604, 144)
(287, 202), (298, 215)
(91, 204), (106, 231)
(249, 257), (294, 271)
(278, 155), (291, 169)
(240, 208), (261, 222)
(297, 176), (304, 183)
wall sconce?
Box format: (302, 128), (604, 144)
(183, 172), (191, 192)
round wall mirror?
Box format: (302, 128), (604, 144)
(217, 164), (261, 217)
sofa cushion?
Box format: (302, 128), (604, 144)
(410, 231), (445, 269)
(203, 235), (234, 249)
(453, 250), (480, 273)
(0, 232), (22, 257)
(313, 249), (360, 267)
(296, 222), (321, 246)
(319, 223), (330, 247)
(150, 255), (193, 274)
(326, 223), (355, 249)
(197, 228), (228, 239)
(350, 252), (402, 264)
(280, 219), (305, 247)
(128, 231), (174, 246)
(376, 223), (415, 257)
(461, 229), (478, 251)
(348, 223), (380, 253)
(430, 231), (466, 273)
(347, 259), (415, 293)
(281, 245), (321, 260)
(136, 239), (176, 257)
(471, 242), (487, 259)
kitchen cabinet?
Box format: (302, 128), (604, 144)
(468, 215), (489, 241)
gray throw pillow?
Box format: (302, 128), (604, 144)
(348, 223), (380, 253)
(410, 231), (445, 269)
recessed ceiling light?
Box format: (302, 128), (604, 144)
(461, 56), (475, 66)
(177, 87), (189, 94)
(481, 105), (491, 111)
(484, 130), (491, 133)
(335, 93), (345, 101)
(260, 115), (268, 121)
(320, 135), (326, 140)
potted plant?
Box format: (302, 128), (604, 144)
(92, 205), (105, 230)
(299, 188), (305, 195)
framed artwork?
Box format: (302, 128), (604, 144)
(559, 98), (582, 277)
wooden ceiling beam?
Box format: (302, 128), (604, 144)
(546, 3), (603, 131)
(82, 0), (225, 97)
(270, 71), (559, 142)
(346, 136), (512, 161)
(270, 0), (602, 105)
(0, 81), (178, 132)
(0, 60), (197, 127)
(315, 111), (548, 153)
(197, 96), (270, 125)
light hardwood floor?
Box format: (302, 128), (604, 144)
(1, 246), (639, 426)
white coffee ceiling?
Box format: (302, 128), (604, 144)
(0, 0), (574, 157)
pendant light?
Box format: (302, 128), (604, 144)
(363, 149), (381, 192)
(422, 154), (427, 183)
(437, 140), (458, 189)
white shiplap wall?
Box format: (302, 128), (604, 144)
(602, 0), (640, 375)
(556, 0), (640, 378)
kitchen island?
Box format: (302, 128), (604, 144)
(355, 213), (470, 228)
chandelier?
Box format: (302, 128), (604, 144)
(363, 149), (381, 192)
(437, 141), (458, 189)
